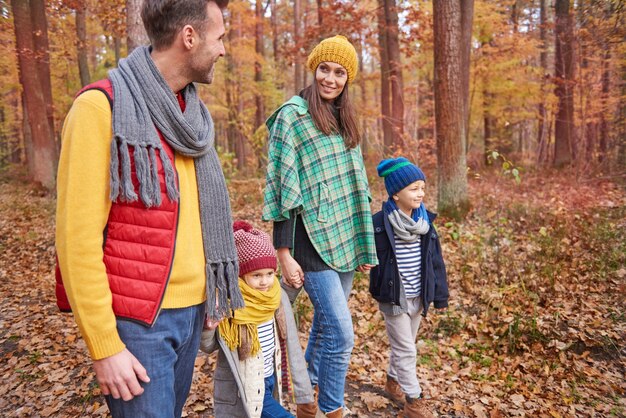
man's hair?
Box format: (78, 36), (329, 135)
(141, 0), (229, 50)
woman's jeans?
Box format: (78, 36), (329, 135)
(303, 270), (354, 413)
(105, 303), (206, 418)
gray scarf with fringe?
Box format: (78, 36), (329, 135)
(108, 46), (243, 319)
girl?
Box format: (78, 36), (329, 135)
(201, 221), (317, 418)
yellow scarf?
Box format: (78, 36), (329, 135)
(218, 277), (281, 357)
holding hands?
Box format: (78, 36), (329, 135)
(277, 248), (304, 288)
(356, 264), (375, 274)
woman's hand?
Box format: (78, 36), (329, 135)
(356, 264), (375, 274)
(277, 247), (304, 288)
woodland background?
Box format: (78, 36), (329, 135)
(0, 0), (624, 417)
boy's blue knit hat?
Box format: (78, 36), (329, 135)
(377, 157), (426, 196)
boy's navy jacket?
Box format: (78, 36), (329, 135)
(369, 209), (449, 316)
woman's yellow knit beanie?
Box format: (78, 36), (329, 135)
(306, 35), (358, 83)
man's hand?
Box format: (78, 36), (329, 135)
(93, 349), (150, 401)
(204, 316), (221, 330)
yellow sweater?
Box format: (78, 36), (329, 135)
(56, 90), (206, 360)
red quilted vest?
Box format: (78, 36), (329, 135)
(55, 79), (181, 326)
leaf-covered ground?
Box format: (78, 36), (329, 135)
(1, 167), (624, 417)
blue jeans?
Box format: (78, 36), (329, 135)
(303, 270), (354, 413)
(106, 303), (206, 418)
(261, 374), (294, 418)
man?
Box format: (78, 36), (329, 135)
(55, 1), (243, 416)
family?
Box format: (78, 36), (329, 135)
(55, 1), (449, 417)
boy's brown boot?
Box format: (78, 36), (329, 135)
(297, 402), (318, 418)
(404, 396), (435, 418)
(384, 375), (405, 404)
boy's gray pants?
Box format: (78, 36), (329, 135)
(383, 297), (424, 399)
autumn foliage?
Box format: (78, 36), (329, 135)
(1, 166), (625, 416)
(1, 0), (625, 416)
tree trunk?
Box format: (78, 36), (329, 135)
(377, 0), (393, 153)
(114, 36), (122, 65)
(553, 0), (576, 167)
(317, 0), (323, 27)
(460, 0), (474, 148)
(271, 0), (278, 61)
(385, 0), (405, 151)
(537, 0), (549, 164)
(22, 94), (34, 169)
(227, 11), (246, 171)
(254, 0), (265, 131)
(433, 0), (472, 219)
(598, 48), (610, 163)
(511, 0), (519, 33)
(618, 47), (626, 168)
(76, 1), (91, 87)
(11, 0), (57, 189)
(126, 0), (148, 53)
(294, 0), (302, 93)
(301, 0), (310, 88)
(236, 88), (246, 171)
(358, 36), (368, 158)
(29, 0), (54, 141)
(483, 87), (494, 165)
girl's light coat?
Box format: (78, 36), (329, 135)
(201, 288), (314, 418)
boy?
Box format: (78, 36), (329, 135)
(369, 157), (449, 418)
(201, 221), (317, 418)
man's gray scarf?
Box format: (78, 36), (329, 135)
(108, 46), (243, 319)
(388, 208), (430, 242)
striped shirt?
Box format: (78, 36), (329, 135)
(394, 234), (422, 297)
(258, 319), (275, 378)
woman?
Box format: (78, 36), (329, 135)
(262, 35), (377, 418)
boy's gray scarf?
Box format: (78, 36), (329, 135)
(108, 46), (243, 319)
(388, 209), (430, 242)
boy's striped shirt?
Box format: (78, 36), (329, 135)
(394, 234), (422, 297)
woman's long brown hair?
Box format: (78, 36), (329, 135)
(301, 80), (362, 149)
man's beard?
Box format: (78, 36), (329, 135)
(205, 64), (216, 84)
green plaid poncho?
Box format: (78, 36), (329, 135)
(262, 96), (378, 272)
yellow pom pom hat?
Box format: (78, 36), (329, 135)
(306, 35), (358, 83)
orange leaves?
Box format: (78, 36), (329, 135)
(358, 391), (390, 412)
(1, 169), (625, 417)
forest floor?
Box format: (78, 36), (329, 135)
(0, 165), (624, 417)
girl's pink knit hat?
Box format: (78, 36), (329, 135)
(233, 221), (277, 276)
